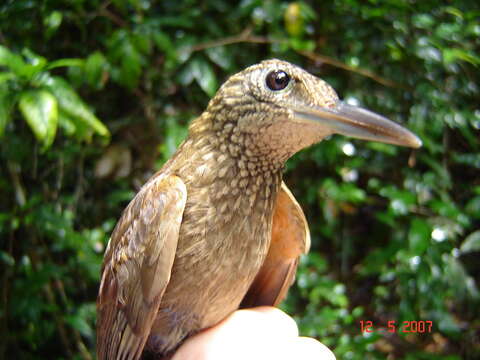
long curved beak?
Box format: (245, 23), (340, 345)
(293, 101), (422, 148)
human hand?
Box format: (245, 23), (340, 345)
(172, 306), (336, 360)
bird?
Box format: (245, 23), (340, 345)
(96, 59), (421, 360)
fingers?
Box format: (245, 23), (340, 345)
(228, 306), (299, 339)
(295, 337), (336, 360)
(172, 307), (336, 360)
(173, 307), (297, 360)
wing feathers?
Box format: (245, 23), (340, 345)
(241, 182), (309, 308)
(97, 175), (187, 360)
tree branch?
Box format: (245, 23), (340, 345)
(188, 29), (404, 89)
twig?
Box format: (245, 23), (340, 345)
(68, 151), (85, 215)
(38, 235), (93, 360)
(133, 88), (157, 126)
(7, 161), (26, 207)
(28, 245), (74, 357)
(53, 277), (93, 360)
(43, 283), (75, 357)
(298, 50), (406, 89)
(55, 156), (64, 199)
(189, 27), (271, 52)
(99, 8), (127, 28)
(188, 29), (404, 89)
(93, 0), (128, 28)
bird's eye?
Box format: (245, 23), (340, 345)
(265, 70), (291, 91)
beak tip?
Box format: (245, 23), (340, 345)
(409, 135), (423, 149)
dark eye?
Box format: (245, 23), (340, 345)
(265, 70), (291, 91)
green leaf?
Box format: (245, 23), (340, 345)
(84, 52), (108, 88)
(65, 313), (93, 338)
(131, 32), (152, 55)
(465, 196), (480, 218)
(321, 179), (366, 204)
(22, 48), (47, 71)
(412, 14), (435, 29)
(121, 39), (142, 89)
(43, 11), (63, 38)
(0, 45), (31, 77)
(177, 64), (195, 86)
(0, 72), (15, 84)
(18, 89), (58, 148)
(153, 31), (176, 57)
(43, 76), (110, 138)
(206, 46), (233, 70)
(443, 48), (480, 66)
(366, 141), (398, 155)
(153, 32), (178, 69)
(58, 109), (93, 141)
(0, 45), (15, 66)
(460, 230), (480, 254)
(46, 58), (84, 70)
(408, 218), (431, 255)
(17, 48), (50, 79)
(190, 58), (218, 97)
(0, 250), (15, 266)
(0, 88), (14, 137)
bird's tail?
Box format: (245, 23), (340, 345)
(97, 307), (147, 360)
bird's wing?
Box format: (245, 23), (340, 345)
(96, 175), (187, 360)
(241, 181), (310, 308)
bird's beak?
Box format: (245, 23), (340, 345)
(293, 101), (422, 148)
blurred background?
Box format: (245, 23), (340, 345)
(0, 0), (479, 359)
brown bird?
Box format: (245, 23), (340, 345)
(96, 59), (421, 359)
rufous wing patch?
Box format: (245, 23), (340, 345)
(241, 182), (310, 308)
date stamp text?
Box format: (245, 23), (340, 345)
(360, 320), (433, 334)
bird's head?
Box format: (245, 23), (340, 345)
(199, 59), (421, 165)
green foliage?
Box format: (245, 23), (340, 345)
(18, 89), (58, 148)
(0, 45), (109, 148)
(0, 0), (478, 359)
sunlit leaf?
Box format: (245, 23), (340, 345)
(22, 48), (47, 71)
(444, 254), (478, 301)
(43, 76), (109, 138)
(0, 45), (32, 77)
(46, 58), (84, 70)
(0, 250), (15, 266)
(206, 46), (233, 70)
(177, 63), (195, 85)
(65, 313), (93, 338)
(57, 110), (77, 136)
(43, 10), (62, 37)
(0, 45), (15, 66)
(460, 230), (480, 254)
(284, 2), (303, 37)
(18, 89), (58, 148)
(190, 58), (218, 96)
(443, 48), (480, 66)
(412, 14), (435, 29)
